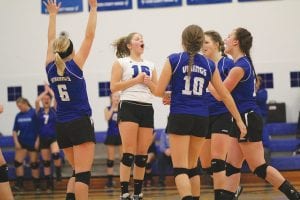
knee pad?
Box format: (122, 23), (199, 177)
(43, 160), (51, 168)
(52, 153), (60, 160)
(134, 155), (148, 168)
(253, 163), (268, 179)
(226, 162), (241, 176)
(173, 167), (189, 178)
(188, 166), (200, 178)
(146, 162), (152, 170)
(30, 162), (39, 169)
(0, 164), (9, 183)
(14, 160), (23, 168)
(121, 153), (134, 167)
(75, 171), (91, 186)
(106, 159), (114, 168)
(211, 159), (226, 173)
(202, 167), (213, 176)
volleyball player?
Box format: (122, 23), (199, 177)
(199, 30), (243, 199)
(154, 24), (246, 200)
(110, 32), (158, 200)
(35, 84), (62, 191)
(104, 92), (122, 189)
(0, 104), (14, 200)
(217, 27), (300, 200)
(12, 98), (40, 192)
(44, 0), (97, 199)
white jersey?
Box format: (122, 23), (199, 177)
(118, 57), (155, 104)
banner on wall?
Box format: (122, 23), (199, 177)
(138, 0), (182, 9)
(97, 0), (132, 11)
(187, 0), (232, 5)
(41, 0), (83, 14)
(238, 0), (280, 1)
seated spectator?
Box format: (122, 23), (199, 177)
(157, 131), (172, 187)
(255, 75), (268, 124)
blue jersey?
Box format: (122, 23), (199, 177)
(13, 108), (38, 147)
(37, 107), (56, 139)
(169, 52), (215, 116)
(256, 88), (268, 118)
(231, 56), (258, 113)
(207, 57), (234, 116)
(106, 106), (120, 136)
(46, 60), (92, 122)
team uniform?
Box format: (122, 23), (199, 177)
(104, 106), (121, 146)
(37, 107), (57, 149)
(13, 108), (38, 151)
(229, 56), (263, 142)
(166, 52), (215, 137)
(117, 57), (155, 128)
(206, 57), (235, 139)
(46, 60), (95, 149)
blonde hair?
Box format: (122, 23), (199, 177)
(52, 32), (71, 75)
(16, 97), (32, 108)
(112, 32), (139, 58)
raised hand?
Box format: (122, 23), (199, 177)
(43, 0), (61, 15)
(89, 0), (97, 9)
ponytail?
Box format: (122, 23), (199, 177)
(54, 53), (66, 76)
(187, 52), (196, 76)
(112, 32), (139, 58)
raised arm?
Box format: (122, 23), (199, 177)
(43, 0), (61, 66)
(110, 61), (145, 93)
(210, 68), (247, 137)
(153, 60), (172, 97)
(35, 90), (48, 113)
(73, 0), (97, 68)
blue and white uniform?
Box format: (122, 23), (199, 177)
(37, 107), (57, 139)
(104, 106), (121, 145)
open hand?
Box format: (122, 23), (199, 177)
(43, 0), (61, 15)
(89, 0), (98, 9)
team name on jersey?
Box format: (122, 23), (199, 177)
(50, 76), (71, 83)
(18, 118), (32, 123)
(182, 65), (207, 76)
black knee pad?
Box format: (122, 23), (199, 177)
(52, 153), (60, 160)
(253, 163), (268, 179)
(211, 159), (226, 173)
(134, 155), (148, 168)
(30, 162), (39, 169)
(75, 171), (91, 186)
(106, 159), (114, 168)
(43, 160), (51, 167)
(173, 167), (189, 178)
(14, 160), (23, 168)
(226, 162), (241, 176)
(202, 167), (213, 176)
(121, 153), (134, 167)
(188, 167), (200, 178)
(146, 162), (152, 170)
(0, 164), (9, 183)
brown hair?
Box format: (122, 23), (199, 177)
(112, 32), (139, 58)
(234, 27), (256, 79)
(204, 30), (226, 57)
(16, 97), (32, 108)
(182, 25), (204, 76)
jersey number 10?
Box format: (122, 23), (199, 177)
(182, 76), (204, 96)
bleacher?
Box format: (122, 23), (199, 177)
(1, 124), (299, 180)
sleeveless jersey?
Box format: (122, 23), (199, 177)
(207, 57), (234, 116)
(169, 52), (215, 116)
(46, 60), (92, 122)
(118, 57), (155, 104)
(37, 107), (56, 139)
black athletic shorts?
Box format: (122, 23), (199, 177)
(104, 134), (122, 146)
(56, 116), (96, 149)
(148, 142), (157, 155)
(40, 137), (57, 149)
(166, 114), (208, 137)
(19, 140), (36, 152)
(206, 113), (233, 139)
(230, 110), (263, 142)
(118, 100), (154, 128)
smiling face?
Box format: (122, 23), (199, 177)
(202, 34), (219, 59)
(127, 33), (144, 56)
(224, 29), (238, 55)
(42, 94), (51, 108)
